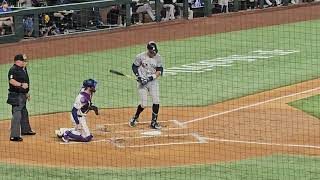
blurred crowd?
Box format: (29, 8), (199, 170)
(0, 0), (313, 38)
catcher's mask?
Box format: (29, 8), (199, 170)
(83, 79), (97, 92)
(147, 41), (158, 55)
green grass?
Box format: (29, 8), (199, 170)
(0, 154), (319, 180)
(289, 94), (320, 119)
(1, 20), (320, 119)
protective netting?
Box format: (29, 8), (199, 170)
(0, 0), (320, 179)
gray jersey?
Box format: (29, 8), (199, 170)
(133, 51), (162, 78)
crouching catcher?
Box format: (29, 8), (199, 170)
(57, 79), (99, 143)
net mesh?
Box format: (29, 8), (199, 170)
(0, 1), (320, 179)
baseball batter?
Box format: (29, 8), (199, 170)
(59, 79), (99, 143)
(129, 41), (163, 129)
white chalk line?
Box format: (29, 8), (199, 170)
(116, 141), (204, 148)
(111, 133), (207, 148)
(203, 137), (320, 149)
(94, 127), (186, 134)
(58, 134), (320, 150)
(94, 119), (199, 148)
(110, 133), (191, 140)
(183, 87), (320, 125)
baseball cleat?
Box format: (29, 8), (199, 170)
(61, 133), (69, 143)
(55, 130), (63, 138)
(150, 121), (161, 130)
(129, 117), (138, 127)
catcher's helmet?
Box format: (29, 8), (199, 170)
(83, 79), (97, 92)
(147, 41), (158, 54)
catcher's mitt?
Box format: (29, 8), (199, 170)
(89, 105), (99, 115)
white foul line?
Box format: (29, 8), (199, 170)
(203, 137), (320, 149)
(111, 133), (191, 139)
(116, 141), (204, 148)
(183, 87), (320, 125)
(95, 127), (185, 134)
(111, 133), (207, 148)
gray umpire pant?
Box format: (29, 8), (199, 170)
(10, 93), (32, 138)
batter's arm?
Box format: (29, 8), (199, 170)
(155, 66), (163, 78)
(132, 63), (140, 77)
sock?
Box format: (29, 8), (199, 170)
(152, 104), (159, 122)
(134, 104), (144, 119)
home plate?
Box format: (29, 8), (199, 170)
(141, 130), (162, 136)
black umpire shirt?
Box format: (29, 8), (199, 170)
(8, 64), (29, 93)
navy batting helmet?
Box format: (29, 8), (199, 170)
(83, 79), (97, 92)
(147, 41), (158, 54)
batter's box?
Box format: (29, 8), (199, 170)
(95, 120), (184, 137)
(110, 133), (207, 148)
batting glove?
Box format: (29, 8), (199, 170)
(89, 105), (99, 115)
(137, 77), (147, 85)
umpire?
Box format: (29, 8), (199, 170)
(7, 54), (36, 142)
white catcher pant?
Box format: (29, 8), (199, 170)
(70, 114), (91, 138)
(138, 80), (160, 108)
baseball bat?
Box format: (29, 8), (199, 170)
(109, 69), (135, 80)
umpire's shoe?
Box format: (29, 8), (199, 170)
(21, 130), (36, 135)
(150, 121), (161, 130)
(10, 137), (23, 142)
(129, 117), (138, 127)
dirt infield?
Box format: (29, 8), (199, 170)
(0, 4), (320, 168)
(0, 78), (319, 167)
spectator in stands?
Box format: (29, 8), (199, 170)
(132, 0), (155, 24)
(0, 0), (14, 35)
(247, 0), (255, 10)
(264, 0), (273, 7)
(160, 0), (176, 21)
(39, 14), (59, 36)
(18, 0), (34, 37)
(18, 0), (32, 7)
(107, 6), (122, 25)
(23, 15), (33, 37)
(265, 0), (281, 7)
(219, 0), (229, 13)
(175, 0), (193, 19)
(47, 0), (70, 5)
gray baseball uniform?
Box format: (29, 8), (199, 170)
(133, 51), (162, 107)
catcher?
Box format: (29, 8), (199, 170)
(56, 79), (99, 143)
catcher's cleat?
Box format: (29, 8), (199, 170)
(61, 133), (69, 143)
(55, 130), (63, 138)
(129, 117), (138, 127)
(150, 121), (161, 130)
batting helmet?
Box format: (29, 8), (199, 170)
(83, 79), (97, 92)
(147, 41), (158, 54)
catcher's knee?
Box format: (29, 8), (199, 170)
(85, 134), (93, 142)
(55, 127), (74, 138)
